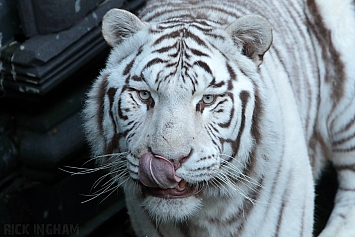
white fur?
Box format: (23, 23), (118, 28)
(83, 0), (355, 236)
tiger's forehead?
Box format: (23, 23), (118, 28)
(147, 19), (227, 52)
(127, 21), (234, 94)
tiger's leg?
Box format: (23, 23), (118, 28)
(318, 151), (355, 237)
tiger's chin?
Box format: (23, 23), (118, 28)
(142, 195), (202, 223)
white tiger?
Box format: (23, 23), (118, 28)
(83, 0), (355, 236)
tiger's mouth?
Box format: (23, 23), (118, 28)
(138, 152), (196, 199)
(142, 179), (196, 199)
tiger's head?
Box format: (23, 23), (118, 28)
(84, 9), (272, 222)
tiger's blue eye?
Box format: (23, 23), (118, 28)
(138, 90), (151, 101)
(202, 95), (215, 104)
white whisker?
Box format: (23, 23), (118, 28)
(217, 173), (256, 205)
(81, 177), (129, 204)
(58, 152), (130, 204)
(220, 154), (263, 188)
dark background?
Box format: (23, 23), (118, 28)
(0, 1), (143, 236)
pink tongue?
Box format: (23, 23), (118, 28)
(138, 152), (182, 189)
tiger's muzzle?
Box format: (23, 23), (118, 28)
(138, 152), (196, 198)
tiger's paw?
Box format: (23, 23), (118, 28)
(318, 189), (355, 237)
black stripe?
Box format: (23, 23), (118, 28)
(106, 87), (119, 154)
(211, 98), (228, 112)
(306, 0), (346, 101)
(152, 44), (177, 54)
(107, 87), (117, 108)
(333, 164), (355, 172)
(107, 87), (119, 153)
(333, 146), (355, 153)
(334, 115), (355, 136)
(194, 60), (212, 75)
(153, 30), (181, 46)
(218, 91), (248, 156)
(226, 63), (236, 90)
(233, 91), (249, 153)
(123, 46), (144, 76)
(218, 93), (235, 128)
(251, 87), (263, 144)
(156, 21), (189, 30)
(208, 77), (225, 88)
(116, 91), (128, 121)
(187, 31), (209, 48)
(123, 58), (135, 76)
(332, 132), (355, 146)
(131, 75), (145, 82)
(190, 48), (209, 57)
(96, 74), (109, 137)
(339, 187), (355, 192)
(105, 134), (118, 155)
(206, 124), (221, 146)
(144, 58), (168, 71)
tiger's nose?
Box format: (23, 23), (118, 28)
(149, 148), (193, 170)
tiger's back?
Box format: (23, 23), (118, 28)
(83, 0), (355, 236)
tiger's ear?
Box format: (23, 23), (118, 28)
(225, 15), (273, 66)
(102, 9), (147, 47)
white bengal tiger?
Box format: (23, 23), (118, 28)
(83, 0), (355, 236)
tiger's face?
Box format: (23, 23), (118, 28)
(84, 9), (272, 222)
